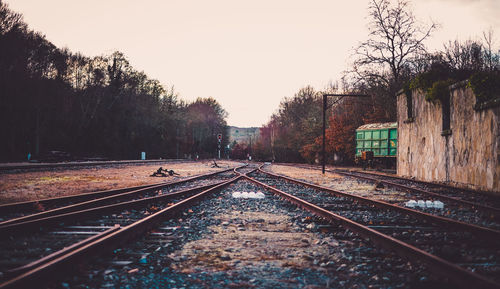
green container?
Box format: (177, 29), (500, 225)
(355, 122), (397, 157)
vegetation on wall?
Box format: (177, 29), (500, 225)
(426, 80), (454, 102)
(405, 38), (499, 106)
(468, 71), (500, 109)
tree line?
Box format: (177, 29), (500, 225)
(0, 1), (228, 161)
(245, 0), (499, 164)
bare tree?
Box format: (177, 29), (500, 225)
(483, 28), (499, 71)
(353, 0), (437, 85)
(443, 39), (483, 72)
(0, 1), (25, 35)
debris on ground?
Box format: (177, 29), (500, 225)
(373, 181), (385, 190)
(151, 167), (168, 177)
(211, 160), (220, 168)
(150, 167), (180, 177)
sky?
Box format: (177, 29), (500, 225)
(5, 0), (500, 127)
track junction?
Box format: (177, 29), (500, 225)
(0, 161), (499, 288)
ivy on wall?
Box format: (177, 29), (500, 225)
(407, 63), (452, 103)
(426, 80), (454, 102)
(405, 67), (499, 110)
(467, 71), (500, 110)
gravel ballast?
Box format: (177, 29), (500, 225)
(54, 179), (443, 289)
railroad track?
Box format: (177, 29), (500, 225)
(246, 168), (500, 289)
(334, 169), (500, 218)
(0, 166), (246, 288)
(0, 159), (187, 172)
(0, 166), (240, 221)
(272, 163), (500, 229)
(341, 169), (500, 205)
(2, 163), (498, 288)
(0, 167), (239, 228)
(41, 165), (439, 288)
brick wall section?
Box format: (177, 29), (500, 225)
(397, 81), (500, 194)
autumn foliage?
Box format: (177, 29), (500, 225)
(300, 112), (359, 164)
(252, 85), (372, 164)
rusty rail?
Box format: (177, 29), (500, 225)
(5, 225), (121, 277)
(0, 181), (224, 235)
(0, 159), (188, 171)
(334, 169), (500, 218)
(0, 165), (240, 227)
(272, 162), (500, 217)
(0, 176), (241, 289)
(0, 166), (240, 215)
(339, 168), (499, 198)
(258, 169), (500, 242)
(244, 173), (500, 289)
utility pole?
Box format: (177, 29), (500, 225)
(322, 93), (369, 174)
(322, 95), (327, 174)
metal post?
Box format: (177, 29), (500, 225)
(217, 133), (222, 160)
(322, 94), (327, 174)
(320, 93), (369, 174)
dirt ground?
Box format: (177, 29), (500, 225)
(0, 160), (242, 204)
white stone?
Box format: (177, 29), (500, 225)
(433, 200), (444, 209)
(405, 200), (417, 208)
(232, 191), (265, 199)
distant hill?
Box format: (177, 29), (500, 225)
(227, 126), (260, 145)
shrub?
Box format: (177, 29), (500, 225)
(468, 71), (500, 104)
(425, 80), (453, 102)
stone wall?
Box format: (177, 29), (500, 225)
(397, 82), (500, 194)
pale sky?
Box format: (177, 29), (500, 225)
(5, 0), (500, 127)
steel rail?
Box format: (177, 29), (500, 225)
(272, 162), (500, 217)
(0, 159), (187, 171)
(257, 169), (500, 241)
(243, 174), (500, 289)
(234, 164), (258, 176)
(0, 181), (224, 235)
(0, 166), (239, 214)
(5, 225), (121, 277)
(0, 166), (239, 227)
(0, 176), (241, 289)
(338, 168), (499, 198)
(333, 169), (500, 218)
(0, 183), (164, 214)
